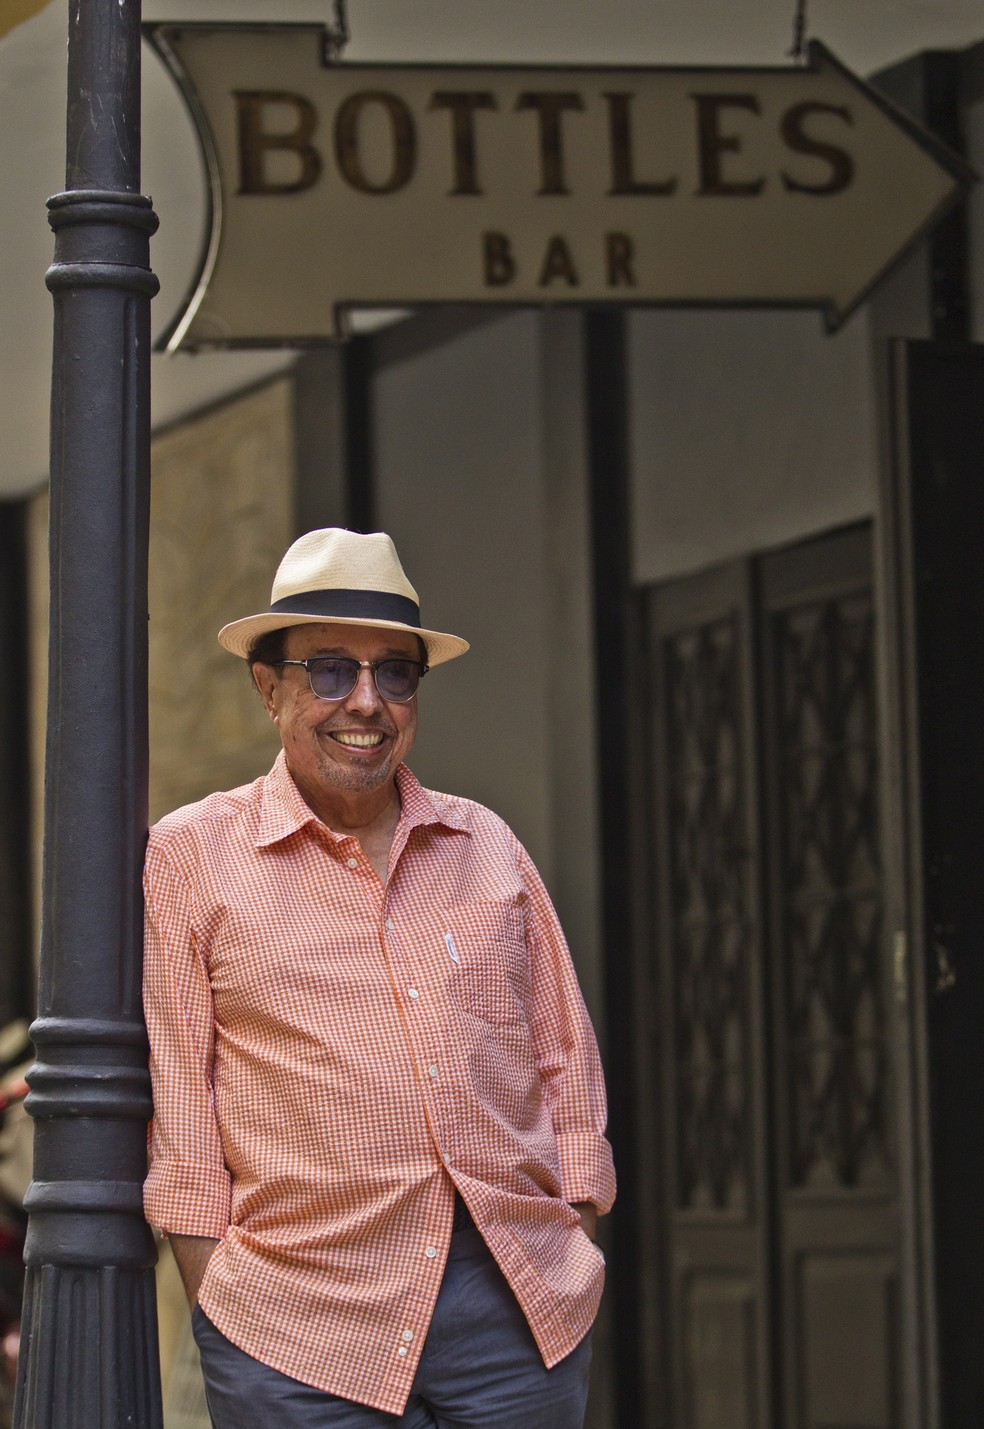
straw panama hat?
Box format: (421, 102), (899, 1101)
(218, 528), (470, 666)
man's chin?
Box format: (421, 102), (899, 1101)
(319, 754), (395, 794)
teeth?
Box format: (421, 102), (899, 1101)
(332, 731), (384, 747)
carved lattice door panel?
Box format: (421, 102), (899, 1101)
(637, 525), (900, 1429)
(641, 560), (771, 1429)
(760, 528), (898, 1429)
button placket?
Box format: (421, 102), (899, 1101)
(380, 901), (450, 1168)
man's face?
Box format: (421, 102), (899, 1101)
(255, 622), (420, 812)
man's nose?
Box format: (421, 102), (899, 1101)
(343, 665), (382, 713)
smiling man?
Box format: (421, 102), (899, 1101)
(142, 528), (615, 1429)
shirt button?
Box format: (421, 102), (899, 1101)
(442, 1152), (451, 1166)
(408, 988), (419, 1001)
(425, 1245), (437, 1259)
(402, 1330), (413, 1343)
(397, 1346), (407, 1357)
(386, 918), (394, 931)
(428, 1064), (438, 1079)
(347, 857), (358, 869)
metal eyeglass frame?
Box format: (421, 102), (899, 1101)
(274, 657), (428, 703)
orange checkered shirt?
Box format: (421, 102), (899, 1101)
(143, 753), (615, 1414)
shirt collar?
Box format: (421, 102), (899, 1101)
(255, 751), (320, 847)
(255, 750), (468, 848)
(394, 763), (469, 835)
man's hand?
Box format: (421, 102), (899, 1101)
(571, 1202), (597, 1242)
(169, 1233), (221, 1310)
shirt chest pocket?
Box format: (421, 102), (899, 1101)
(444, 897), (532, 1026)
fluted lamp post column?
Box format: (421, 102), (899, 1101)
(13, 0), (162, 1424)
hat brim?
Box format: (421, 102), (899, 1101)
(218, 611), (469, 666)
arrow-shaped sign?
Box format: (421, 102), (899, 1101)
(146, 25), (972, 348)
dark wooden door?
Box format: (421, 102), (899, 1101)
(636, 523), (903, 1428)
(879, 340), (984, 1427)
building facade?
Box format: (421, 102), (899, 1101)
(3, 37), (984, 1429)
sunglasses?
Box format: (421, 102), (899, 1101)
(274, 656), (427, 703)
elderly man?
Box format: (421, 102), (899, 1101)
(143, 528), (615, 1429)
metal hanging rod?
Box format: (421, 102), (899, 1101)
(323, 0), (350, 63)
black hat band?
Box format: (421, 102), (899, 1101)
(269, 588), (421, 627)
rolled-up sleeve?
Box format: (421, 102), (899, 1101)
(143, 836), (232, 1239)
(518, 844), (617, 1216)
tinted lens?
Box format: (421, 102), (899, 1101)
(374, 660), (420, 701)
(308, 658), (359, 700)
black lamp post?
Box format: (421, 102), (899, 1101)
(12, 0), (162, 1423)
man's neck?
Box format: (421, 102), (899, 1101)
(290, 768), (402, 882)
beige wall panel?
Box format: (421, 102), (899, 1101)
(26, 374), (294, 891)
(148, 378), (294, 823)
(28, 376), (297, 898)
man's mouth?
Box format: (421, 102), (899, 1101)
(328, 731), (387, 748)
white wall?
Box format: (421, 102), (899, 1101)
(628, 308), (879, 586)
(372, 313), (555, 877)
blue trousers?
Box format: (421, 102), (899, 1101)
(192, 1217), (593, 1428)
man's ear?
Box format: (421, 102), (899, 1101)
(250, 662), (281, 725)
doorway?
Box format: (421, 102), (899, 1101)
(633, 522), (900, 1428)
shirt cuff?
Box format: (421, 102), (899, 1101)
(555, 1131), (617, 1216)
(143, 1158), (232, 1240)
